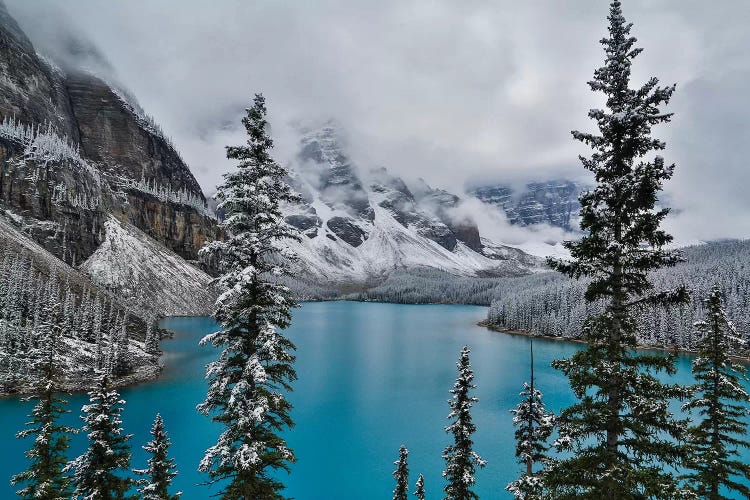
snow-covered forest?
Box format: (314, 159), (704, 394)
(487, 240), (750, 351)
(0, 243), (159, 393)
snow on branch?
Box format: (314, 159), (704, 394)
(120, 174), (216, 219)
(0, 116), (99, 179)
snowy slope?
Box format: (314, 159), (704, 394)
(286, 206), (530, 281)
(82, 216), (216, 317)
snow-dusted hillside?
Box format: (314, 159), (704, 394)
(82, 216), (216, 317)
(0, 212), (159, 394)
(281, 123), (541, 284)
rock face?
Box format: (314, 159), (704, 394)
(470, 180), (584, 232)
(65, 73), (202, 195)
(0, 1), (218, 264)
(0, 2), (79, 141)
(297, 125), (374, 221)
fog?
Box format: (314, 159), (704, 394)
(7, 0), (750, 242)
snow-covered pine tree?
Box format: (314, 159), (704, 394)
(112, 314), (132, 377)
(144, 319), (161, 357)
(68, 376), (134, 499)
(682, 287), (750, 498)
(506, 340), (554, 499)
(393, 445), (409, 500)
(197, 93), (301, 499)
(135, 413), (181, 500)
(11, 302), (77, 500)
(414, 474), (425, 500)
(545, 1), (691, 497)
(442, 346), (486, 500)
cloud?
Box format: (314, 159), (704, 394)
(5, 0), (750, 241)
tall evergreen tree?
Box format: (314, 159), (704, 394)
(144, 319), (161, 357)
(11, 302), (77, 499)
(545, 1), (691, 497)
(682, 287), (750, 499)
(414, 474), (425, 500)
(135, 413), (181, 500)
(393, 445), (409, 500)
(68, 376), (134, 499)
(506, 340), (554, 499)
(442, 346), (485, 500)
(197, 93), (301, 499)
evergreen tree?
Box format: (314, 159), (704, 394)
(197, 93), (301, 499)
(506, 340), (554, 499)
(144, 319), (161, 357)
(442, 346), (485, 500)
(393, 445), (409, 500)
(682, 287), (750, 499)
(112, 314), (131, 377)
(135, 413), (181, 500)
(545, 1), (691, 497)
(68, 376), (134, 499)
(11, 302), (77, 499)
(414, 474), (425, 500)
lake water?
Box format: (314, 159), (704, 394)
(0, 302), (747, 499)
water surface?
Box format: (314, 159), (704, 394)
(0, 302), (746, 498)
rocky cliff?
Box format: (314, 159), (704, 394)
(470, 180), (584, 232)
(0, 1), (220, 391)
(0, 1), (217, 266)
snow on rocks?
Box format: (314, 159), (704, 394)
(82, 216), (216, 318)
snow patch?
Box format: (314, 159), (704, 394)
(82, 216), (216, 317)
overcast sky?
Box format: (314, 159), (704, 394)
(6, 0), (750, 242)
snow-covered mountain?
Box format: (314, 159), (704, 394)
(280, 124), (540, 285)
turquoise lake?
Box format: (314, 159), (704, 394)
(0, 301), (748, 498)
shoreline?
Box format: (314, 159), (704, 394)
(0, 363), (163, 399)
(478, 320), (750, 363)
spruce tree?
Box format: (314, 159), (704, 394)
(135, 413), (181, 500)
(506, 341), (554, 499)
(197, 93), (301, 499)
(144, 319), (161, 357)
(442, 346), (485, 500)
(11, 302), (77, 499)
(393, 445), (409, 500)
(68, 376), (134, 499)
(414, 474), (425, 500)
(682, 287), (750, 499)
(545, 1), (691, 497)
(112, 314), (132, 377)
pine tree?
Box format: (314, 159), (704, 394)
(545, 1), (691, 497)
(682, 287), (750, 499)
(135, 413), (181, 500)
(112, 314), (132, 377)
(393, 445), (409, 500)
(11, 302), (77, 499)
(414, 474), (425, 500)
(197, 93), (302, 499)
(442, 346), (486, 500)
(68, 376), (134, 499)
(506, 341), (554, 499)
(144, 319), (161, 357)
